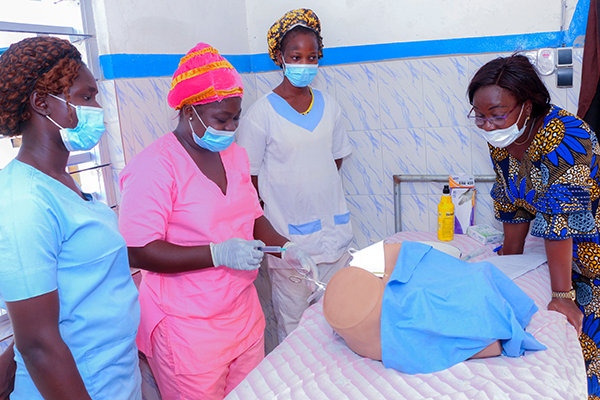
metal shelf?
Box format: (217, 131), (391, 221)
(393, 174), (496, 232)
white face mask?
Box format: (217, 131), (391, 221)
(477, 104), (528, 148)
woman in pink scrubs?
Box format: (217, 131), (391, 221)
(118, 43), (316, 400)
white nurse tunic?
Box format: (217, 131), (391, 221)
(237, 89), (353, 264)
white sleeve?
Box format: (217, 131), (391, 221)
(330, 97), (352, 160)
(236, 105), (268, 176)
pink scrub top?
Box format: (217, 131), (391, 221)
(118, 132), (265, 374)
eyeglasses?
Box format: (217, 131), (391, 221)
(467, 104), (522, 127)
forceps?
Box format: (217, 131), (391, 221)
(289, 274), (327, 291)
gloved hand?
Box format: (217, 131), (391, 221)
(307, 284), (326, 303)
(282, 241), (319, 282)
(210, 238), (265, 271)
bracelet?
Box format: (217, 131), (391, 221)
(551, 289), (576, 300)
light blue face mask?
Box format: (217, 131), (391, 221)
(283, 61), (318, 87)
(189, 106), (235, 152)
(46, 93), (106, 152)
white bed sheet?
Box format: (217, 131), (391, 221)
(227, 232), (587, 400)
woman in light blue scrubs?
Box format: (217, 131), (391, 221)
(0, 37), (141, 399)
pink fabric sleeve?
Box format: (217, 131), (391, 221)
(119, 153), (175, 247)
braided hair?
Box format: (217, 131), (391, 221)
(0, 36), (82, 137)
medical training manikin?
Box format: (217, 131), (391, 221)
(323, 242), (546, 374)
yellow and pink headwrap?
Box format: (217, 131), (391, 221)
(267, 8), (323, 67)
(167, 43), (243, 110)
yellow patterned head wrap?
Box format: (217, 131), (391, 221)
(267, 8), (323, 67)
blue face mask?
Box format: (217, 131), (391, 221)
(283, 61), (318, 87)
(189, 106), (235, 152)
(46, 94), (106, 152)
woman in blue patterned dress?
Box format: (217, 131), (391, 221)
(468, 54), (600, 398)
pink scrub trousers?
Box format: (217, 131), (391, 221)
(147, 317), (264, 400)
(119, 134), (267, 400)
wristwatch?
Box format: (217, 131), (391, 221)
(551, 289), (576, 300)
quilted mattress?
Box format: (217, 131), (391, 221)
(226, 232), (586, 399)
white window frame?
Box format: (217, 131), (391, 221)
(0, 3), (118, 328)
(0, 3), (118, 208)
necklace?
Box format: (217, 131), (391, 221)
(300, 87), (314, 115)
(513, 117), (537, 146)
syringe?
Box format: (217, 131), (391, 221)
(257, 246), (286, 253)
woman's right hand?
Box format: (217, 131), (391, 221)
(548, 298), (583, 336)
(210, 238), (265, 270)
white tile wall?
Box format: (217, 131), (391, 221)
(422, 56), (471, 128)
(98, 48), (584, 249)
(342, 130), (384, 196)
(334, 64), (380, 131)
(381, 128), (427, 195)
(378, 59), (424, 130)
(240, 74), (258, 115)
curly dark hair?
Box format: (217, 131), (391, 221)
(468, 54), (551, 120)
(0, 36), (83, 137)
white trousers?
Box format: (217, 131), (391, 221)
(266, 251), (352, 342)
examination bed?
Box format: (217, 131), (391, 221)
(226, 231), (587, 400)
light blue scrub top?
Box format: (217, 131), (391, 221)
(0, 160), (141, 400)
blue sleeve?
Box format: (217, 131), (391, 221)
(530, 111), (597, 239)
(0, 195), (59, 302)
(489, 146), (535, 224)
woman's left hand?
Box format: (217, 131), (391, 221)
(282, 242), (319, 281)
(548, 298), (583, 336)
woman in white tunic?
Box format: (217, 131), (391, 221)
(236, 8), (354, 341)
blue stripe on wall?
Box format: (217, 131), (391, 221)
(99, 0), (589, 80)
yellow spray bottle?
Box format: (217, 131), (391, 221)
(437, 184), (454, 241)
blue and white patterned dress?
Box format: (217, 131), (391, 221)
(490, 105), (600, 398)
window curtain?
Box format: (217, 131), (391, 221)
(578, 0), (600, 135)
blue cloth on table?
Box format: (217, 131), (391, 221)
(381, 241), (546, 374)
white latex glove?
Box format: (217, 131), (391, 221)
(210, 238), (265, 271)
(306, 283), (326, 303)
(282, 241), (319, 282)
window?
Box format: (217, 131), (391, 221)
(0, 0), (114, 206)
(0, 1), (113, 323)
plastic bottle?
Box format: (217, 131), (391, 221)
(437, 184), (454, 241)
